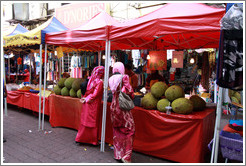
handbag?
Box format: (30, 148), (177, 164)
(118, 74), (135, 111)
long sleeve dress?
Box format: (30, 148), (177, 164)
(75, 80), (104, 145)
(110, 75), (135, 161)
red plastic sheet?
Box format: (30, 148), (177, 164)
(48, 94), (83, 130)
(98, 103), (216, 163)
(48, 94), (215, 163)
(7, 91), (49, 115)
(6, 90), (24, 107)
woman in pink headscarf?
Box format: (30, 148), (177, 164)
(75, 66), (104, 145)
(108, 62), (135, 163)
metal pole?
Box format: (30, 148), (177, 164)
(98, 51), (101, 66)
(3, 51), (7, 116)
(100, 40), (111, 152)
(8, 56), (10, 78)
(29, 54), (31, 84)
(100, 40), (108, 152)
(210, 86), (223, 163)
(59, 57), (61, 79)
(38, 44), (43, 131)
(42, 44), (48, 130)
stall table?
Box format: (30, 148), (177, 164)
(6, 90), (50, 115)
(48, 94), (215, 163)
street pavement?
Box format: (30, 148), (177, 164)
(2, 104), (242, 164)
(2, 105), (172, 164)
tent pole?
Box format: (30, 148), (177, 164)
(38, 44), (43, 131)
(3, 50), (7, 116)
(42, 44), (48, 130)
(8, 56), (10, 79)
(29, 54), (31, 84)
(98, 51), (101, 66)
(100, 40), (110, 152)
(210, 86), (223, 163)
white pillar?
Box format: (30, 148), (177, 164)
(210, 86), (223, 163)
(100, 40), (111, 152)
(29, 54), (32, 84)
(38, 44), (43, 131)
(42, 44), (48, 130)
(3, 51), (7, 116)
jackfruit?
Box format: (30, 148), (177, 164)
(231, 96), (239, 104)
(157, 99), (170, 112)
(72, 78), (84, 91)
(54, 85), (61, 95)
(141, 93), (158, 110)
(69, 89), (77, 98)
(61, 87), (69, 96)
(77, 89), (82, 99)
(64, 77), (76, 89)
(189, 95), (206, 111)
(58, 78), (67, 88)
(165, 85), (185, 101)
(233, 92), (241, 104)
(172, 98), (193, 114)
(151, 82), (168, 98)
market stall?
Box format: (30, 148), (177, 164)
(3, 16), (68, 130)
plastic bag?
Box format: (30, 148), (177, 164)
(221, 3), (243, 30)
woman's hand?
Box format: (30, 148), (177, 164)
(80, 98), (86, 103)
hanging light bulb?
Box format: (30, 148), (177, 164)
(147, 55), (150, 60)
(54, 51), (57, 56)
(34, 53), (37, 58)
(190, 57), (195, 64)
(102, 55), (106, 59)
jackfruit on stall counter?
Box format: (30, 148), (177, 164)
(69, 89), (77, 98)
(151, 81), (168, 98)
(72, 78), (85, 91)
(77, 89), (82, 99)
(233, 92), (241, 103)
(172, 98), (193, 114)
(189, 95), (206, 111)
(165, 85), (185, 101)
(64, 78), (76, 89)
(61, 87), (69, 96)
(54, 85), (61, 95)
(231, 96), (240, 104)
(141, 93), (158, 110)
(157, 99), (170, 112)
(58, 78), (67, 88)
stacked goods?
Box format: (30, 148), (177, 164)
(229, 90), (241, 104)
(141, 82), (206, 114)
(18, 86), (34, 91)
(55, 78), (85, 98)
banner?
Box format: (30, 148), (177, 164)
(172, 51), (184, 68)
(147, 51), (167, 70)
(55, 3), (106, 29)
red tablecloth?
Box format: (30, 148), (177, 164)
(98, 103), (215, 163)
(6, 91), (24, 107)
(48, 94), (83, 130)
(7, 91), (50, 115)
(48, 94), (215, 163)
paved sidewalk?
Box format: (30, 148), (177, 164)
(2, 105), (172, 164)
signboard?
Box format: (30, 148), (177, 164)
(172, 51), (184, 68)
(147, 51), (167, 70)
(55, 3), (106, 29)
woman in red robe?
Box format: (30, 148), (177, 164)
(75, 66), (104, 145)
(108, 62), (135, 163)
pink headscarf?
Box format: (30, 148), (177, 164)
(109, 62), (132, 93)
(87, 66), (105, 91)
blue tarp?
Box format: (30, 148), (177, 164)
(41, 17), (68, 44)
(7, 24), (29, 36)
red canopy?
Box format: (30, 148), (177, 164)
(110, 3), (225, 49)
(45, 11), (130, 51)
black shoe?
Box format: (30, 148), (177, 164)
(3, 138), (6, 143)
(75, 141), (81, 146)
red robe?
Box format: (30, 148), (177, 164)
(110, 75), (135, 161)
(75, 80), (103, 145)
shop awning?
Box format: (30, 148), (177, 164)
(3, 17), (68, 48)
(3, 24), (29, 37)
(46, 11), (130, 51)
(110, 3), (226, 50)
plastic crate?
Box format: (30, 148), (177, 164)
(219, 134), (243, 162)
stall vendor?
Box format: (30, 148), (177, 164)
(23, 69), (30, 83)
(145, 70), (167, 89)
(125, 64), (138, 90)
